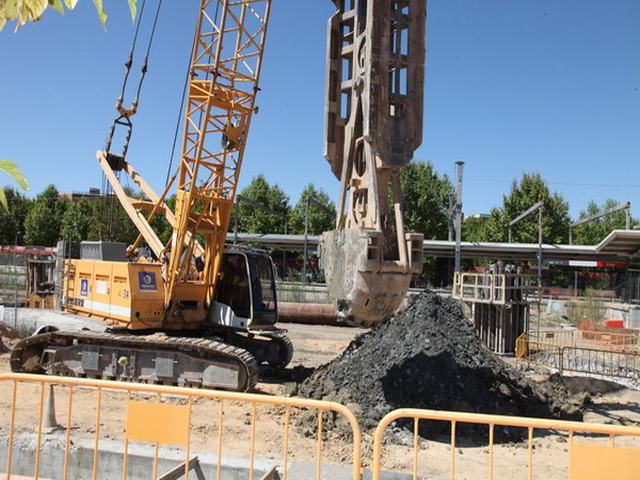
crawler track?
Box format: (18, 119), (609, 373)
(10, 330), (259, 392)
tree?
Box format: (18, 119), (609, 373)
(59, 189), (169, 247)
(61, 199), (94, 242)
(23, 185), (69, 246)
(86, 192), (140, 245)
(0, 187), (31, 244)
(0, 0), (136, 32)
(462, 215), (490, 243)
(152, 193), (175, 245)
(235, 175), (290, 234)
(400, 161), (453, 240)
(572, 199), (634, 245)
(288, 184), (336, 235)
(481, 173), (570, 244)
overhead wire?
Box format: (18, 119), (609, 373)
(165, 34), (196, 186)
(132, 0), (164, 107)
(119, 0), (148, 100)
(467, 178), (640, 189)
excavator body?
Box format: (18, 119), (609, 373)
(12, 246), (287, 392)
(60, 250), (279, 333)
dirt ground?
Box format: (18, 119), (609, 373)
(1, 322), (640, 478)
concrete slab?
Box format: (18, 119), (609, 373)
(0, 431), (413, 480)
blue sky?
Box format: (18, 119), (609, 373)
(0, 0), (638, 220)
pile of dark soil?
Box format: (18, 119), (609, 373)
(549, 373), (624, 397)
(294, 292), (585, 432)
(0, 322), (25, 353)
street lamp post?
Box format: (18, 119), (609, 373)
(283, 217), (287, 279)
(303, 199), (309, 283)
(568, 201), (631, 245)
(454, 161), (464, 274)
(508, 201), (544, 338)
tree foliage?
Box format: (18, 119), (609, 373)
(572, 199), (634, 245)
(60, 199), (94, 242)
(481, 173), (570, 244)
(86, 192), (140, 245)
(235, 175), (290, 234)
(462, 215), (490, 242)
(0, 187), (31, 244)
(400, 161), (453, 240)
(0, 0), (136, 32)
(152, 193), (175, 245)
(57, 189), (168, 247)
(288, 184), (336, 236)
(23, 185), (69, 245)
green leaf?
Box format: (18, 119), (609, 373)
(0, 15), (6, 32)
(92, 0), (107, 29)
(0, 160), (30, 191)
(63, 0), (78, 8)
(4, 0), (21, 19)
(127, 0), (136, 23)
(24, 0), (48, 19)
(48, 0), (65, 15)
(0, 188), (7, 212)
(16, 4), (33, 30)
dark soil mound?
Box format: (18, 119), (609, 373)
(294, 292), (584, 431)
(549, 373), (624, 396)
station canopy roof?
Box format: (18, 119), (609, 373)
(595, 230), (640, 258)
(231, 232), (640, 262)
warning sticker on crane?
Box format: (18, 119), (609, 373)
(138, 271), (157, 291)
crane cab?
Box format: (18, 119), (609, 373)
(209, 250), (279, 331)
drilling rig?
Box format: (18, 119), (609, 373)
(320, 0), (426, 326)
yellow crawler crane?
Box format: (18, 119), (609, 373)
(11, 0), (292, 392)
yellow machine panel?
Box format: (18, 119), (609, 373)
(63, 259), (164, 330)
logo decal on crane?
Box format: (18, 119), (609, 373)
(80, 278), (89, 298)
(138, 272), (157, 291)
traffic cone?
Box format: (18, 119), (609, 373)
(44, 384), (61, 432)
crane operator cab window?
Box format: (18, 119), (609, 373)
(216, 253), (252, 319)
(215, 251), (278, 328)
(249, 253), (277, 318)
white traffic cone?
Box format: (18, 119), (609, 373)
(44, 384), (61, 432)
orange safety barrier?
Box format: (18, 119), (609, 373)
(0, 373), (361, 480)
(371, 408), (640, 480)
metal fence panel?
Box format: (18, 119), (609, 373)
(371, 408), (640, 480)
(0, 373), (362, 480)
